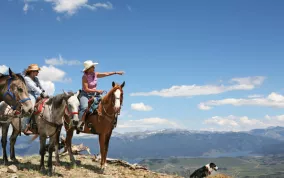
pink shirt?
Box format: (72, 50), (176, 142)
(83, 72), (97, 90)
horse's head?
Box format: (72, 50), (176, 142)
(65, 90), (80, 127)
(111, 81), (125, 113)
(1, 68), (33, 117)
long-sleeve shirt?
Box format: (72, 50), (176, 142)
(24, 76), (44, 96)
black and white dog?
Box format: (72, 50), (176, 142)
(190, 163), (218, 178)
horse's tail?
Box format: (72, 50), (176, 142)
(28, 134), (39, 143)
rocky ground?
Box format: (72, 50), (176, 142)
(0, 154), (232, 178)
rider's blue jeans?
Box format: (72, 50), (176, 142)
(21, 93), (36, 131)
(79, 90), (101, 120)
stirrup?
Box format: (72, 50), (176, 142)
(23, 125), (33, 135)
(76, 122), (84, 134)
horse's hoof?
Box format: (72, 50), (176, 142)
(100, 164), (106, 170)
(39, 166), (45, 172)
(71, 163), (77, 169)
(3, 160), (9, 166)
(48, 171), (52, 177)
(11, 158), (19, 164)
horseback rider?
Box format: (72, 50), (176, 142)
(22, 64), (49, 135)
(78, 60), (124, 131)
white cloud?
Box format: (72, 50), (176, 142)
(23, 3), (29, 13)
(130, 76), (265, 97)
(199, 92), (284, 110)
(39, 80), (55, 95)
(204, 116), (239, 127)
(45, 0), (113, 15)
(0, 65), (8, 74)
(248, 94), (263, 98)
(23, 0), (37, 13)
(37, 65), (71, 82)
(131, 103), (153, 111)
(45, 55), (81, 66)
(36, 65), (71, 95)
(116, 117), (181, 133)
(198, 103), (212, 110)
(203, 115), (284, 131)
(126, 4), (132, 12)
(84, 2), (113, 10)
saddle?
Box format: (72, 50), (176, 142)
(23, 98), (48, 135)
(77, 96), (102, 133)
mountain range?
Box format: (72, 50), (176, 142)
(1, 126), (284, 161)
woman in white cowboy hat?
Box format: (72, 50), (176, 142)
(78, 60), (124, 130)
(22, 64), (49, 135)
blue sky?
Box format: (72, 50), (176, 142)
(1, 0), (284, 133)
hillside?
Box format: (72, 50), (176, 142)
(0, 154), (181, 178)
(0, 154), (232, 178)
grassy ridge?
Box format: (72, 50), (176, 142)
(140, 155), (284, 178)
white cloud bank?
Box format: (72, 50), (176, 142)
(130, 76), (265, 98)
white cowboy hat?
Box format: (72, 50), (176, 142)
(82, 60), (98, 72)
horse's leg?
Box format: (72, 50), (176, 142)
(39, 136), (47, 172)
(54, 128), (61, 166)
(1, 123), (9, 165)
(47, 136), (55, 176)
(10, 126), (20, 163)
(103, 132), (112, 167)
(99, 134), (106, 169)
(66, 129), (76, 166)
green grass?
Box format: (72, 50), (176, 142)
(140, 155), (284, 178)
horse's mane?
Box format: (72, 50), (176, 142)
(47, 93), (66, 108)
(0, 73), (26, 84)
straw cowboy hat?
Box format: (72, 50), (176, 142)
(82, 60), (98, 72)
(26, 64), (41, 72)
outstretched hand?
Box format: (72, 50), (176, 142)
(116, 71), (125, 75)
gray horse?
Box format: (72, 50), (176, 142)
(0, 68), (33, 117)
(0, 91), (80, 176)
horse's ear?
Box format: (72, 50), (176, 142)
(9, 68), (17, 78)
(112, 81), (115, 87)
(65, 92), (73, 100)
(63, 90), (68, 96)
(75, 90), (80, 97)
(121, 81), (125, 88)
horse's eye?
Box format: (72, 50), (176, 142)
(17, 87), (23, 92)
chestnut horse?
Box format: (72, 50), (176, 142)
(0, 68), (33, 117)
(63, 81), (125, 168)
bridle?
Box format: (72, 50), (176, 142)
(63, 100), (79, 130)
(101, 88), (123, 118)
(65, 105), (79, 117)
(2, 77), (31, 110)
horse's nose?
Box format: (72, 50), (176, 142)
(73, 120), (79, 126)
(114, 107), (120, 113)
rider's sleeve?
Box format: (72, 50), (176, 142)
(24, 76), (43, 95)
(34, 77), (44, 92)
